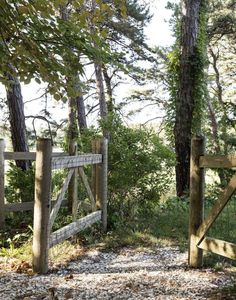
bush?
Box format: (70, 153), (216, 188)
(105, 117), (175, 227)
(5, 162), (35, 203)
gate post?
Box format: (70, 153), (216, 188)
(68, 140), (78, 221)
(32, 139), (52, 274)
(101, 138), (108, 232)
(189, 135), (205, 267)
(0, 139), (5, 229)
(92, 138), (108, 232)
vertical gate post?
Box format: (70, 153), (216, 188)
(32, 139), (52, 274)
(68, 140), (78, 221)
(101, 138), (108, 232)
(92, 138), (108, 232)
(92, 140), (101, 209)
(0, 139), (5, 229)
(189, 135), (205, 267)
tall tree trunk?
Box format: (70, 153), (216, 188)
(6, 73), (30, 170)
(94, 63), (109, 138)
(102, 64), (114, 114)
(94, 63), (108, 119)
(209, 47), (228, 155)
(60, 4), (79, 213)
(76, 94), (87, 134)
(174, 0), (202, 197)
(207, 96), (226, 185)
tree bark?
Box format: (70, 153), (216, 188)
(94, 63), (109, 138)
(207, 97), (226, 185)
(174, 0), (202, 197)
(76, 94), (87, 134)
(94, 63), (108, 119)
(102, 64), (114, 114)
(6, 72), (30, 170)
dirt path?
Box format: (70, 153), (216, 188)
(0, 246), (235, 299)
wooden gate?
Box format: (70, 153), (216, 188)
(189, 136), (236, 267)
(0, 138), (108, 274)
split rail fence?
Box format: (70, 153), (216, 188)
(189, 136), (236, 267)
(0, 138), (108, 273)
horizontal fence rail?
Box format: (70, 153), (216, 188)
(4, 152), (69, 161)
(51, 154), (102, 170)
(198, 237), (236, 261)
(50, 211), (102, 248)
(0, 137), (108, 274)
(200, 155), (236, 169)
(4, 199), (68, 213)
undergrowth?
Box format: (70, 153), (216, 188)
(1, 196), (236, 272)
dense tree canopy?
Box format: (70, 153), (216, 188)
(1, 0), (236, 201)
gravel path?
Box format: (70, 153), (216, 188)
(0, 246), (235, 299)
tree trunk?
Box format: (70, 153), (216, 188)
(209, 47), (228, 155)
(94, 63), (108, 119)
(207, 97), (226, 185)
(94, 63), (109, 138)
(6, 73), (30, 170)
(102, 64), (114, 114)
(174, 0), (202, 197)
(76, 94), (87, 134)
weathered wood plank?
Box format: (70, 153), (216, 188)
(189, 136), (205, 267)
(4, 152), (68, 161)
(51, 154), (102, 170)
(101, 138), (108, 232)
(49, 211), (102, 248)
(200, 155), (236, 169)
(0, 139), (5, 229)
(68, 141), (78, 220)
(197, 173), (236, 243)
(78, 167), (96, 212)
(198, 237), (236, 260)
(4, 152), (36, 160)
(32, 139), (52, 274)
(5, 199), (68, 212)
(49, 169), (74, 230)
(5, 201), (34, 212)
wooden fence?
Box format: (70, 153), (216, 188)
(0, 138), (108, 273)
(189, 136), (236, 267)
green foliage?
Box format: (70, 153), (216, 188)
(165, 1), (208, 140)
(5, 163), (35, 203)
(191, 0), (208, 132)
(106, 117), (175, 226)
(78, 115), (175, 227)
(0, 0), (127, 99)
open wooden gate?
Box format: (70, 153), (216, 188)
(189, 136), (236, 267)
(0, 138), (108, 274)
